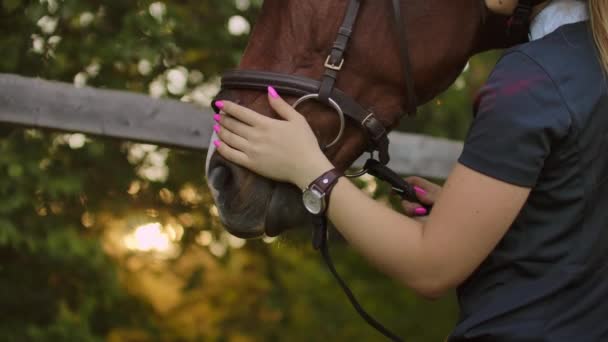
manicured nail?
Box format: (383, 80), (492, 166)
(214, 124), (221, 134)
(215, 101), (224, 109)
(414, 207), (428, 216)
(414, 186), (427, 196)
(268, 86), (279, 99)
(214, 114), (221, 122)
(214, 140), (221, 148)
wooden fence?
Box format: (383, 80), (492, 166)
(0, 73), (463, 178)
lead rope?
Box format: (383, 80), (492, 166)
(312, 215), (404, 342)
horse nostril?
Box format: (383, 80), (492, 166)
(209, 164), (233, 191)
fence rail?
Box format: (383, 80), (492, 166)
(0, 73), (463, 178)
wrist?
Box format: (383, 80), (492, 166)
(294, 154), (335, 190)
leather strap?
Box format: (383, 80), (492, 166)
(310, 169), (343, 249)
(214, 70), (392, 164)
(319, 0), (361, 104)
(362, 113), (391, 164)
(311, 216), (403, 341)
(308, 168), (343, 195)
(364, 159), (432, 213)
(217, 70), (369, 119)
(391, 0), (418, 116)
(320, 0), (418, 116)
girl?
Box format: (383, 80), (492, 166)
(214, 0), (608, 339)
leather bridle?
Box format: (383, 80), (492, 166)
(213, 0), (417, 169)
(212, 1), (421, 341)
(211, 0), (541, 340)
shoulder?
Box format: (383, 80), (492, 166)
(488, 21), (594, 102)
(475, 49), (572, 138)
(461, 40), (577, 187)
(498, 21), (603, 120)
(475, 22), (594, 131)
(511, 21), (595, 68)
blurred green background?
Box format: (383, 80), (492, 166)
(0, 0), (501, 341)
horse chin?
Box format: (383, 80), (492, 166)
(214, 182), (309, 239)
(264, 183), (310, 237)
(206, 149), (310, 238)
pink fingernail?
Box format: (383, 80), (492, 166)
(214, 140), (221, 148)
(215, 101), (224, 109)
(214, 114), (221, 122)
(214, 124), (221, 133)
(414, 186), (427, 196)
(414, 207), (427, 216)
(268, 86), (279, 99)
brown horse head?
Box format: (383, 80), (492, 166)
(206, 0), (513, 238)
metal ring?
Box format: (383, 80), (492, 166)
(345, 167), (368, 178)
(344, 151), (373, 178)
(292, 94), (345, 150)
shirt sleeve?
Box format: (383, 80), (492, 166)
(458, 51), (572, 187)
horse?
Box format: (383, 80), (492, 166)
(205, 0), (513, 239)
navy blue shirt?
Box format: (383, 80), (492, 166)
(450, 22), (608, 341)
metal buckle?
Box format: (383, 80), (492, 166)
(344, 151), (374, 178)
(361, 112), (375, 127)
(361, 112), (387, 142)
(310, 183), (325, 196)
(324, 55), (344, 71)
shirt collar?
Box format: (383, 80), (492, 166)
(529, 0), (589, 41)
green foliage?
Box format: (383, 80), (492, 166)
(0, 0), (500, 340)
(0, 128), (153, 341)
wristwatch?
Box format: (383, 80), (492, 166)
(302, 168), (343, 216)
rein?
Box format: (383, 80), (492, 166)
(312, 159), (429, 342)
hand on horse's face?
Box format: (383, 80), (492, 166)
(213, 86), (334, 190)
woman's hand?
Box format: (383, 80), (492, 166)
(399, 176), (442, 222)
(213, 86), (334, 189)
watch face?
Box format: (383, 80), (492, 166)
(303, 189), (324, 215)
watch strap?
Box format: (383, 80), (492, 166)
(309, 168), (343, 193)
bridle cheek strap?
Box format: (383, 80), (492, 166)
(392, 0), (418, 116)
(319, 0), (361, 104)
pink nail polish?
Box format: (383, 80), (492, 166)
(214, 124), (221, 133)
(414, 186), (427, 196)
(268, 86), (279, 99)
(414, 207), (428, 216)
(214, 140), (221, 148)
(215, 101), (224, 109)
(214, 114), (221, 122)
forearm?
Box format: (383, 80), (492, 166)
(293, 154), (449, 297)
(326, 176), (442, 296)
